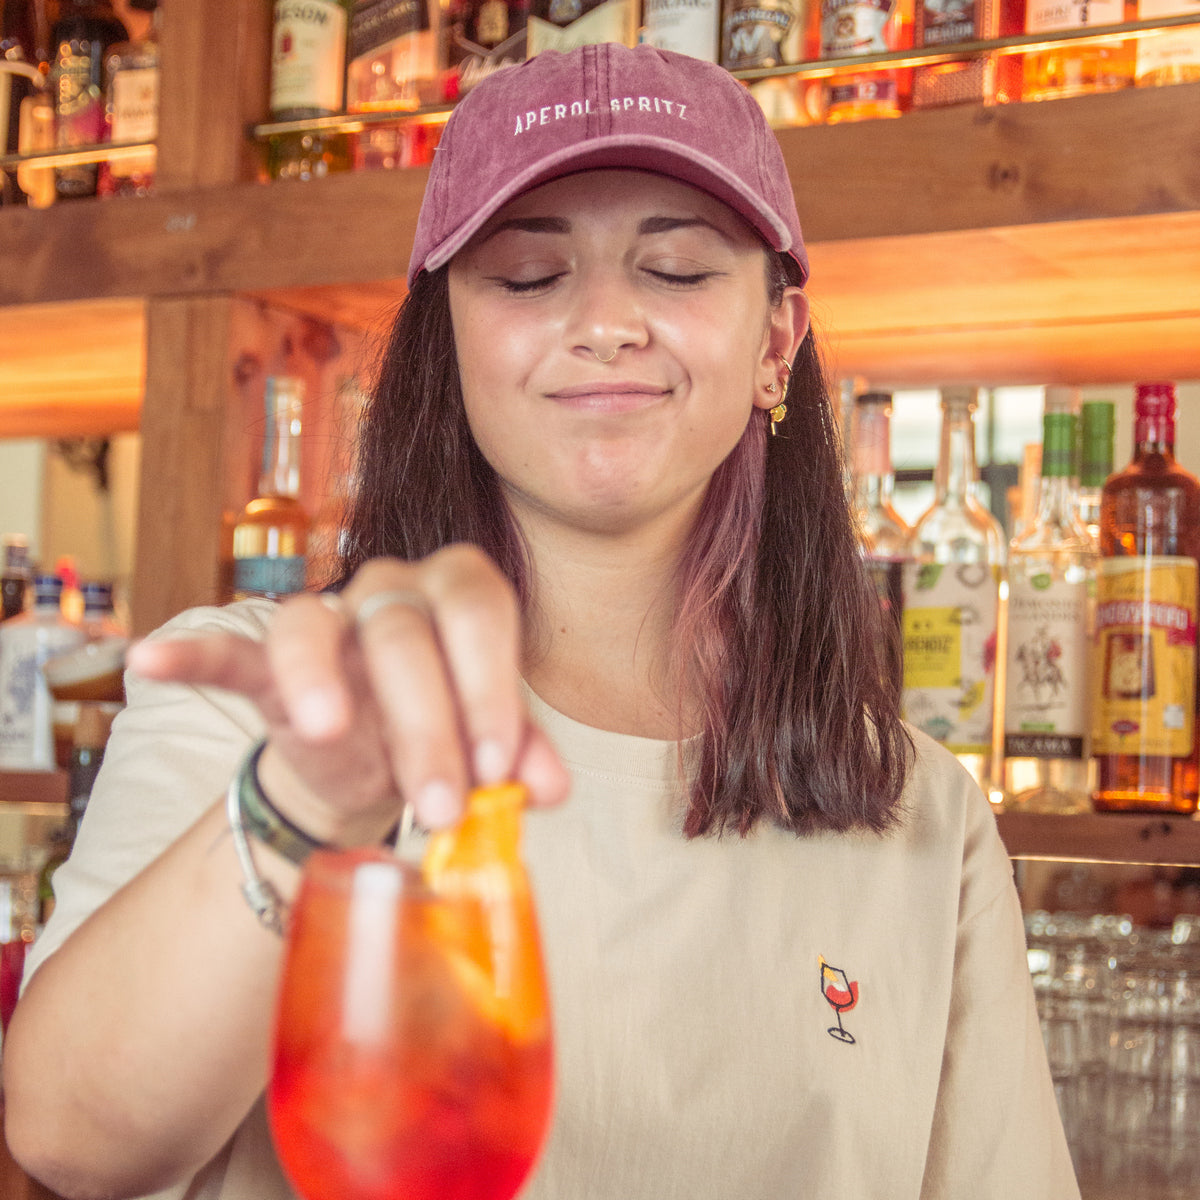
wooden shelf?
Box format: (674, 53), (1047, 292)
(996, 811), (1200, 866)
(1, 81), (1198, 435)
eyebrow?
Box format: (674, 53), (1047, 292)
(478, 214), (731, 244)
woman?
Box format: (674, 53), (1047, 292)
(4, 43), (1078, 1200)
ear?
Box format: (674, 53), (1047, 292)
(753, 288), (811, 410)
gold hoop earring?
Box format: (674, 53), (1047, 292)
(775, 352), (793, 377)
(768, 402), (788, 436)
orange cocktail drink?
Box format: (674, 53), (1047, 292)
(269, 786), (553, 1200)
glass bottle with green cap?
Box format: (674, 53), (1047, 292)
(1074, 400), (1115, 550)
(1001, 408), (1095, 813)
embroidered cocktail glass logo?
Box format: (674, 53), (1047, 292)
(819, 956), (859, 1045)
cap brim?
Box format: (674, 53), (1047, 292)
(414, 135), (804, 284)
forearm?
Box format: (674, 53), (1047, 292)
(3, 800), (297, 1200)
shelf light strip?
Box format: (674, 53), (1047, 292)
(0, 140), (156, 171)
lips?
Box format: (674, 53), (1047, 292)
(546, 380), (672, 413)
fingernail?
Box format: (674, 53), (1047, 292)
(474, 738), (509, 785)
(417, 780), (460, 829)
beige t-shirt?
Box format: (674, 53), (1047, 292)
(27, 600), (1080, 1200)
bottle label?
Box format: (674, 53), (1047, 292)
(233, 555), (308, 598)
(1024, 0), (1124, 33)
(527, 0), (639, 56)
(829, 77), (898, 105)
(1092, 556), (1197, 758)
(55, 50), (105, 146)
(110, 67), (159, 143)
(1135, 0), (1200, 79)
(901, 562), (1000, 755)
(448, 0), (529, 93)
(644, 0), (721, 62)
(821, 0), (896, 57)
(1004, 572), (1089, 759)
(720, 0), (801, 69)
(271, 0), (348, 115)
(917, 0), (981, 45)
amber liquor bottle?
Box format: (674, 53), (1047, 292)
(232, 377), (311, 601)
(1092, 383), (1200, 814)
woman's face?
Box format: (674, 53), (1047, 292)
(448, 169), (808, 542)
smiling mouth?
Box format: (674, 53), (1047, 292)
(547, 382), (672, 413)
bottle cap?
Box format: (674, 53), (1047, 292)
(1044, 385), (1080, 414)
(1041, 412), (1076, 478)
(1079, 401), (1115, 486)
(1134, 381), (1175, 417)
(81, 581), (114, 616)
(2, 535), (31, 578)
(33, 575), (64, 605)
(940, 385), (978, 411)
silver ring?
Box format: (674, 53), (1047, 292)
(354, 589), (432, 629)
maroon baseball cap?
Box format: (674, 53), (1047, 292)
(407, 43), (808, 287)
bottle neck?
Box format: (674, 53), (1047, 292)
(1134, 413), (1176, 459)
(261, 400), (302, 499)
(853, 406), (895, 507)
(935, 403), (979, 505)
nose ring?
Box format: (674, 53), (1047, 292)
(593, 348), (617, 363)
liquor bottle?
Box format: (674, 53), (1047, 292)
(39, 702), (114, 925)
(525, 0), (639, 59)
(1134, 0), (1200, 86)
(1, 0), (37, 206)
(232, 377), (311, 601)
(1, 533), (31, 619)
(645, 0), (720, 61)
(720, 0), (812, 124)
(1002, 410), (1094, 812)
(347, 0), (447, 172)
(268, 0), (353, 182)
(80, 579), (125, 639)
(1022, 0), (1134, 100)
(911, 0), (1023, 107)
(1092, 383), (1200, 814)
(444, 0), (530, 98)
(851, 391), (912, 689)
(815, 0), (913, 124)
(97, 0), (158, 197)
(901, 387), (1007, 798)
(0, 574), (87, 770)
(1075, 399), (1115, 549)
(51, 0), (129, 199)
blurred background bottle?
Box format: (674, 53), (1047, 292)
(1023, 0), (1134, 100)
(1075, 399), (1116, 549)
(232, 376), (311, 601)
(347, 0), (446, 171)
(268, 0), (353, 181)
(1, 532), (31, 619)
(1003, 408), (1095, 813)
(902, 386), (1007, 798)
(0, 573), (86, 770)
(51, 0), (129, 198)
(97, 0), (158, 197)
(444, 0), (530, 98)
(720, 0), (812, 124)
(911, 0), (1023, 107)
(525, 0), (639, 57)
(1092, 382), (1200, 814)
(645, 0), (719, 61)
(851, 390), (912, 690)
(1134, 0), (1200, 86)
(816, 0), (912, 123)
(1, 0), (39, 206)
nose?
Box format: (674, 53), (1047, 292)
(565, 266), (649, 363)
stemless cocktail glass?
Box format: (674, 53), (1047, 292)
(268, 813), (554, 1200)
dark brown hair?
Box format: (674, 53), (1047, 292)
(336, 261), (912, 837)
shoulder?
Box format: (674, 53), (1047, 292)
(898, 726), (1014, 923)
(142, 596), (277, 641)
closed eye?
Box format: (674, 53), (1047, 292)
(494, 273), (566, 294)
(645, 270), (715, 287)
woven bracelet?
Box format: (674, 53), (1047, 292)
(236, 738), (330, 868)
(226, 744), (290, 936)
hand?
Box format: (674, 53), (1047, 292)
(127, 547), (570, 837)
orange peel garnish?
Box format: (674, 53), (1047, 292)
(421, 783), (549, 1043)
